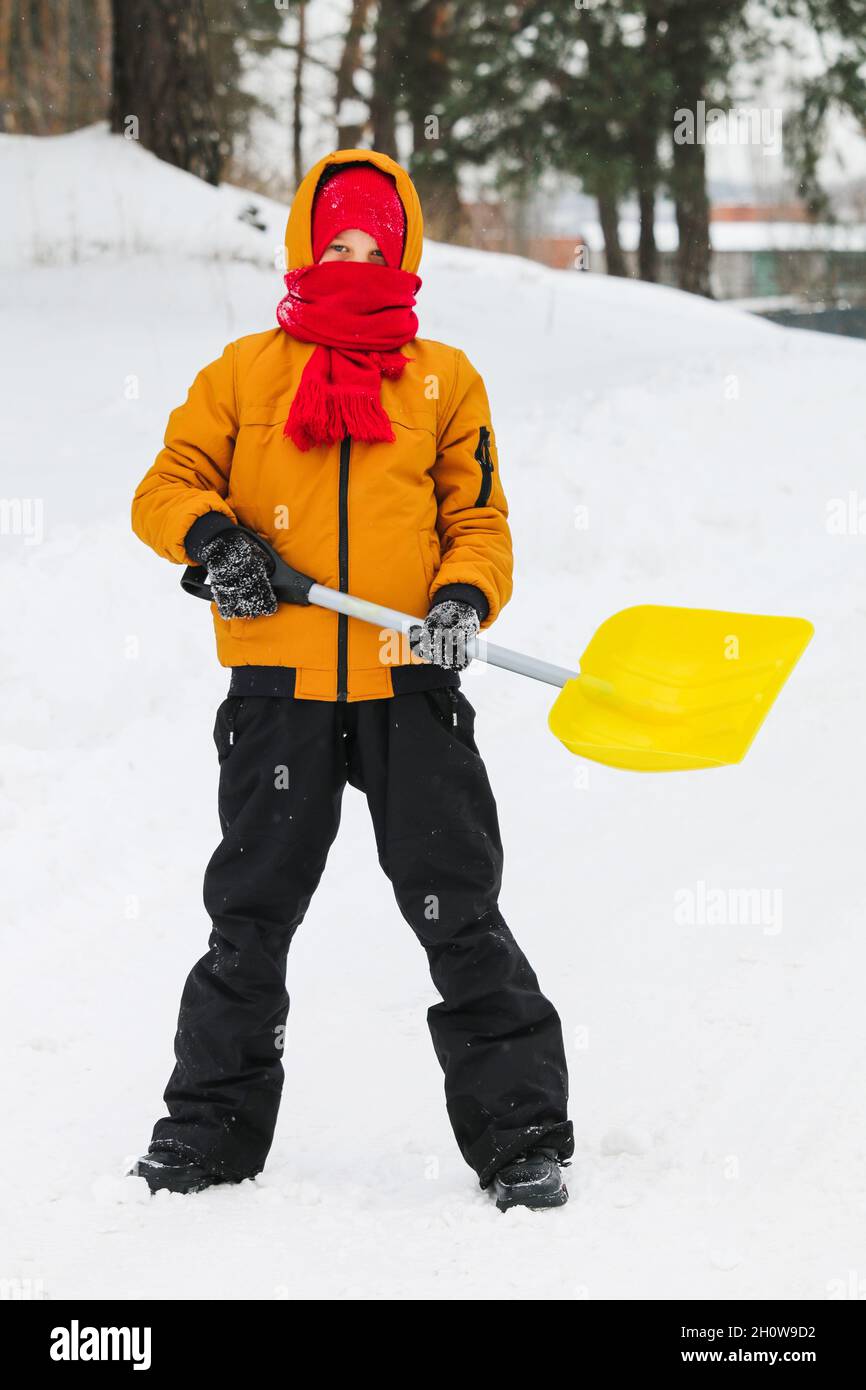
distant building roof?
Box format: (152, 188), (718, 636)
(712, 203), (812, 223)
(462, 200), (866, 258)
(575, 221), (866, 254)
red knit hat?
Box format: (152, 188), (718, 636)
(311, 163), (407, 268)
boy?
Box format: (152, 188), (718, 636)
(130, 149), (573, 1211)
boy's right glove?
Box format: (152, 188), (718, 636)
(200, 530), (278, 620)
(409, 599), (481, 671)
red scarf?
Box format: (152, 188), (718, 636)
(276, 261), (421, 451)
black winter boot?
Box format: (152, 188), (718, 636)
(492, 1146), (568, 1212)
(129, 1147), (240, 1196)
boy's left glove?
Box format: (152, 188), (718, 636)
(410, 599), (481, 672)
(200, 529), (278, 620)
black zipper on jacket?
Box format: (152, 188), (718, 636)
(474, 425), (494, 507)
(337, 434), (351, 701)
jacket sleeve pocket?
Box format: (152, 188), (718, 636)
(429, 349), (513, 628)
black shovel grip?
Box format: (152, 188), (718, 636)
(181, 526), (315, 606)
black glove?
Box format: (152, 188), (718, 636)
(201, 530), (278, 620)
(409, 599), (481, 672)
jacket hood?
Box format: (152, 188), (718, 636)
(284, 148), (423, 274)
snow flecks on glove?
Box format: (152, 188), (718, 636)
(201, 531), (278, 620)
(410, 599), (481, 672)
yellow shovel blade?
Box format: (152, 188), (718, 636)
(548, 605), (813, 771)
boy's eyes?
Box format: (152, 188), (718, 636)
(328, 242), (385, 260)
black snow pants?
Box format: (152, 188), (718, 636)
(150, 688), (573, 1188)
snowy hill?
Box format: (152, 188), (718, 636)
(2, 127), (865, 1300)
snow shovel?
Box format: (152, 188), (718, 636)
(181, 528), (813, 773)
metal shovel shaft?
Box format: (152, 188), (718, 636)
(308, 583), (577, 689)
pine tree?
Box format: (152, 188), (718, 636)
(402, 2), (469, 242)
(440, 0), (757, 294)
(203, 0), (285, 180)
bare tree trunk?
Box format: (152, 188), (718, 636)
(597, 190), (627, 278)
(666, 5), (713, 296)
(510, 180), (532, 259)
(637, 185), (657, 281)
(48, 0), (72, 128)
(70, 0), (111, 128)
(580, 10), (629, 280)
(370, 0), (402, 157)
(0, 0), (14, 131)
(94, 0), (112, 90)
(635, 3), (662, 282)
(110, 0), (221, 185)
(291, 0), (306, 190)
(671, 137), (712, 295)
(21, 1), (47, 130)
(335, 0), (371, 148)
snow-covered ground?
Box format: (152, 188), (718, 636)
(2, 128), (866, 1301)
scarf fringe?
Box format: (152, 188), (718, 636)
(285, 379), (396, 453)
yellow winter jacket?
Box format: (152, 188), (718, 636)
(131, 148), (513, 701)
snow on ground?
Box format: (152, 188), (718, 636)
(2, 127), (866, 1300)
